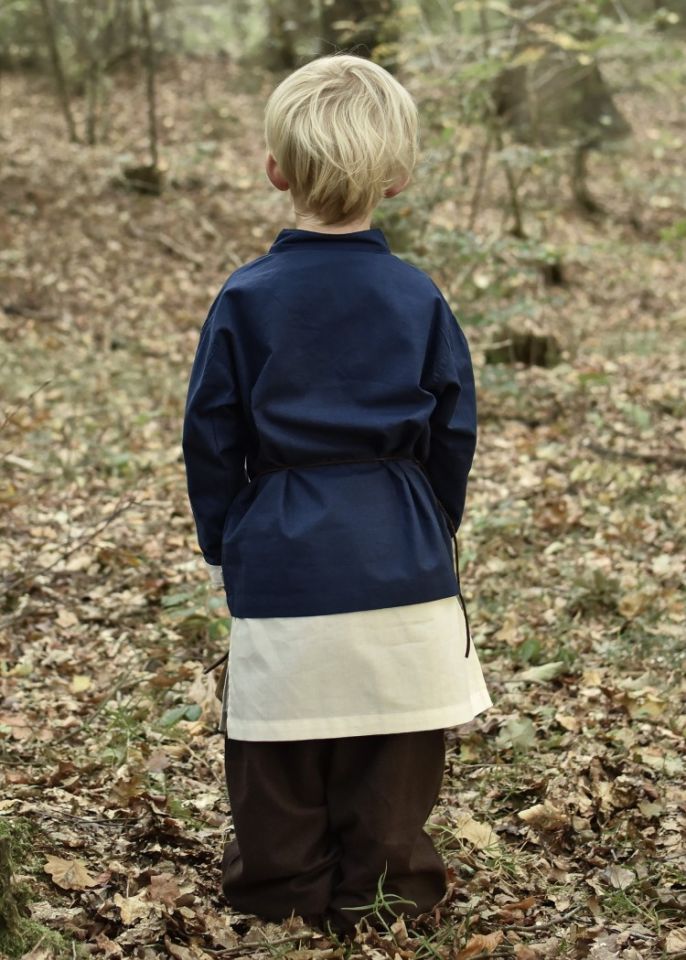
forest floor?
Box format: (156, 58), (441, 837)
(1, 56), (685, 960)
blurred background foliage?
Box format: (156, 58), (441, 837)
(2, 0), (684, 327)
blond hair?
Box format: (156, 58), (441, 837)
(264, 54), (419, 226)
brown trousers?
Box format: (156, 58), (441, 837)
(221, 730), (447, 934)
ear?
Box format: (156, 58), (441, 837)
(383, 174), (410, 199)
(266, 152), (289, 192)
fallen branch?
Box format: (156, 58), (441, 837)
(199, 931), (324, 956)
(156, 231), (206, 265)
(587, 441), (686, 470)
(126, 220), (206, 266)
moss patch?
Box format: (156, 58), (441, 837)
(0, 818), (74, 959)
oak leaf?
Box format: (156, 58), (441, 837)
(113, 891), (153, 925)
(44, 855), (99, 890)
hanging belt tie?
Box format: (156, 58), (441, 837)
(203, 649), (228, 675)
(251, 455), (472, 659)
(422, 476), (471, 660)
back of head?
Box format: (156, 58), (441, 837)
(265, 54), (419, 226)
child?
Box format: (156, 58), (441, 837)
(182, 54), (492, 935)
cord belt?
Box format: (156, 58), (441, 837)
(251, 455), (472, 659)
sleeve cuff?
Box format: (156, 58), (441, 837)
(203, 560), (224, 589)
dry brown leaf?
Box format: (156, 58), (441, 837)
(454, 813), (501, 851)
(203, 913), (242, 950)
(164, 939), (194, 960)
(0, 712), (34, 740)
(44, 855), (99, 890)
(71, 674), (92, 693)
(456, 930), (504, 959)
(518, 802), (566, 830)
(390, 915), (409, 945)
(91, 933), (124, 958)
(113, 891), (153, 924)
(148, 872), (181, 906)
(173, 940), (220, 960)
(665, 929), (686, 954)
(515, 947), (541, 960)
(555, 712), (580, 732)
(56, 608), (79, 628)
(502, 894), (537, 913)
(145, 748), (171, 772)
(606, 864), (635, 890)
(620, 689), (667, 720)
(109, 772), (146, 806)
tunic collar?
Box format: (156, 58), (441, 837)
(270, 227), (390, 254)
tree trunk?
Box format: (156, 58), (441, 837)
(493, 1), (631, 150)
(263, 0), (303, 71)
(138, 0), (159, 170)
(38, 0), (79, 143)
(319, 0), (398, 66)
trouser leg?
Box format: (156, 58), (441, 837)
(221, 737), (340, 921)
(324, 729), (447, 934)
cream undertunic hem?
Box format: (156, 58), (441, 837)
(218, 595), (493, 742)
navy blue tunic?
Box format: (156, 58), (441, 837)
(182, 228), (476, 619)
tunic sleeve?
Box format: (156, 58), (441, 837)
(424, 294), (477, 532)
(182, 289), (248, 566)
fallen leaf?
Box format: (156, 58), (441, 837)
(0, 712), (34, 740)
(91, 933), (124, 958)
(518, 661), (566, 683)
(606, 864), (635, 890)
(453, 813), (501, 851)
(148, 872), (181, 907)
(502, 895), (537, 912)
(497, 716), (537, 750)
(56, 608), (79, 628)
(44, 855), (99, 890)
(555, 712), (580, 732)
(665, 929), (686, 954)
(164, 939), (194, 960)
(113, 891), (153, 925)
(457, 930), (504, 959)
(639, 749), (683, 775)
(518, 802), (566, 830)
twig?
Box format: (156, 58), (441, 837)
(202, 932), (323, 955)
(0, 492), (139, 606)
(468, 128), (494, 232)
(126, 221), (206, 266)
(0, 379), (52, 434)
(156, 232), (206, 266)
(505, 903), (583, 933)
(588, 442), (686, 470)
(25, 811), (139, 826)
